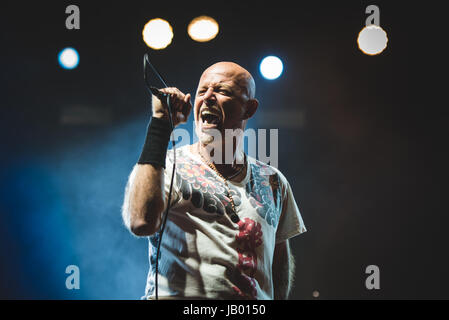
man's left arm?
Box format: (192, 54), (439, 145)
(272, 239), (295, 299)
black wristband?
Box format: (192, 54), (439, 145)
(137, 117), (172, 168)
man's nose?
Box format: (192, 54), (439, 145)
(203, 87), (216, 105)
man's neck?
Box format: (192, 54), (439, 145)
(193, 141), (247, 181)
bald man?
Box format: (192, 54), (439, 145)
(122, 62), (306, 300)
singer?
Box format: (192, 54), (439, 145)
(122, 61), (306, 300)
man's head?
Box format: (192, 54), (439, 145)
(194, 61), (258, 146)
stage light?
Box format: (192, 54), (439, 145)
(357, 25), (388, 55)
(142, 18), (174, 50)
(188, 16), (219, 42)
(58, 47), (79, 70)
(259, 56), (283, 80)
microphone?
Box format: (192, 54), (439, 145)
(150, 86), (190, 116)
(149, 86), (169, 100)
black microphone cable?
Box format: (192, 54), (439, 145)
(143, 53), (177, 300)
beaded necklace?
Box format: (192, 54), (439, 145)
(196, 144), (246, 221)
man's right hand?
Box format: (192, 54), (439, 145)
(152, 87), (192, 127)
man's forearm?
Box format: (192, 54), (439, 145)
(123, 163), (165, 236)
(122, 115), (174, 236)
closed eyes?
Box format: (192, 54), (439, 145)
(197, 87), (233, 96)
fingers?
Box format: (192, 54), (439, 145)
(158, 87), (192, 125)
(182, 93), (192, 121)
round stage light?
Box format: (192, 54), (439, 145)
(357, 25), (388, 55)
(259, 56), (283, 80)
(58, 47), (79, 70)
(142, 18), (174, 50)
(188, 16), (219, 42)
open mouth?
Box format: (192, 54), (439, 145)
(200, 109), (222, 127)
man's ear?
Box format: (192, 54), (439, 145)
(243, 98), (259, 120)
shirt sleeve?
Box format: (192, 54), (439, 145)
(275, 178), (307, 244)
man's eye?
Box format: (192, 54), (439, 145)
(219, 90), (230, 95)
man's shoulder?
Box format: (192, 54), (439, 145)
(247, 156), (290, 186)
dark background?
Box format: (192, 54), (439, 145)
(0, 0), (447, 299)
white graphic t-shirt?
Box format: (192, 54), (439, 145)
(143, 145), (306, 300)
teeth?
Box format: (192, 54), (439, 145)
(201, 110), (219, 117)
